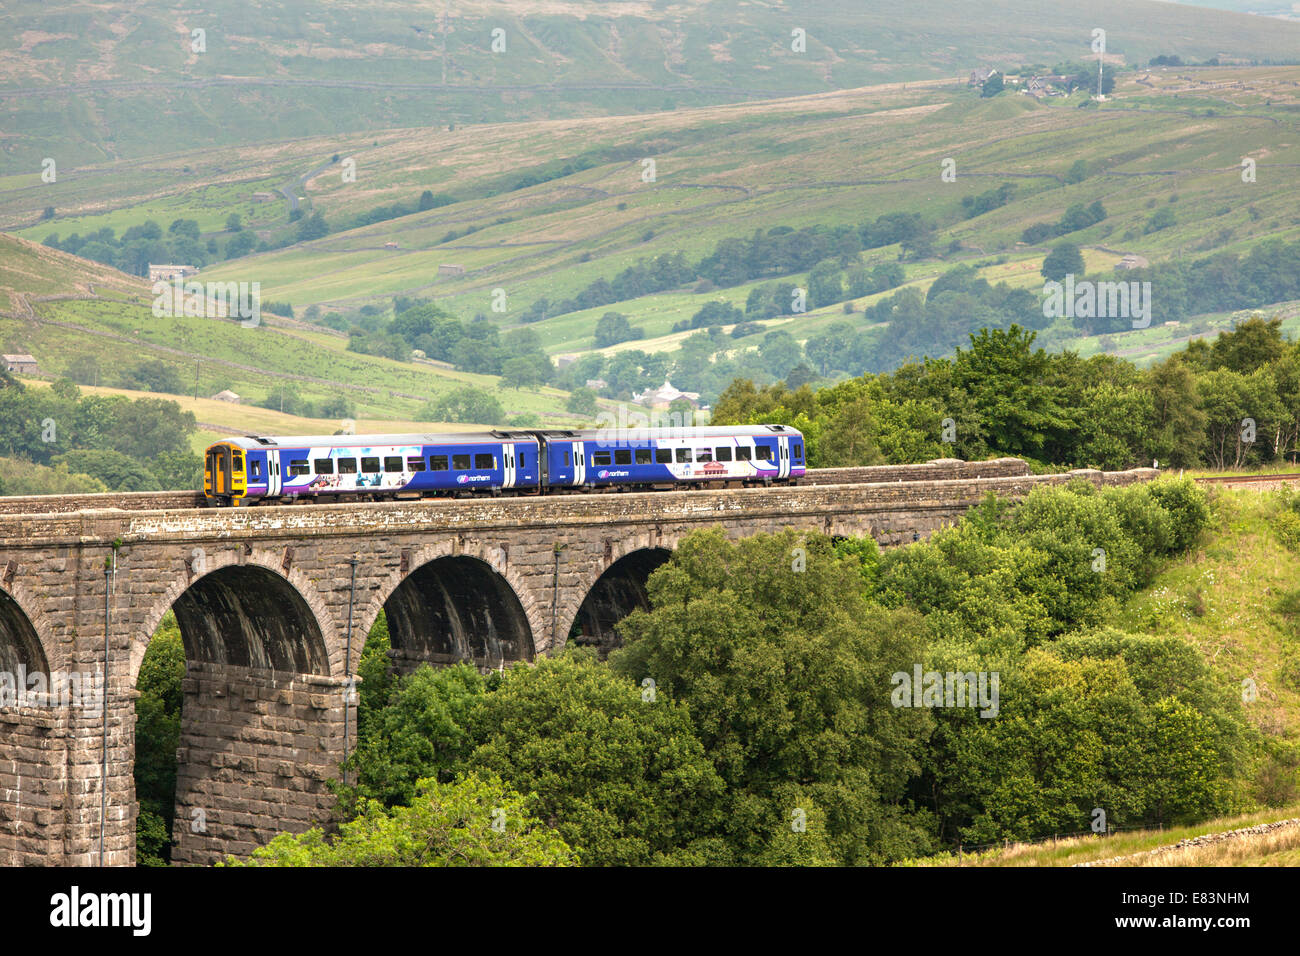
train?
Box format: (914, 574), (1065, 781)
(203, 424), (806, 505)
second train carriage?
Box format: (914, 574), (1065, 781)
(203, 425), (804, 505)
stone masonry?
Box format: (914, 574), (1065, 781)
(0, 459), (1157, 866)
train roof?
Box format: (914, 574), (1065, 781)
(218, 432), (515, 450)
(212, 424), (801, 451)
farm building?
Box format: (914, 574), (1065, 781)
(2, 353), (38, 374)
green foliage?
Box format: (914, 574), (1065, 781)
(468, 652), (727, 866)
(1041, 243), (1084, 281)
(565, 387), (598, 418)
(420, 386), (504, 424)
(593, 312), (644, 348)
(134, 614), (185, 866)
(229, 775), (576, 867)
(53, 449), (161, 491)
(612, 528), (936, 864)
(337, 662), (488, 813)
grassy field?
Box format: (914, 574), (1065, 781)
(901, 804), (1300, 866)
(0, 234), (588, 430)
(4, 0), (1295, 174)
(10, 61), (1300, 373)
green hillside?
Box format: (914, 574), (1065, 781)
(3, 0), (1297, 173)
(0, 234), (587, 431)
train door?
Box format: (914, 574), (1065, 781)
(267, 453), (282, 497)
(777, 436), (790, 479)
(503, 443), (516, 489)
(537, 437), (550, 492)
(207, 445), (231, 497)
(573, 440), (586, 486)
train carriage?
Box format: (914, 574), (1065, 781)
(203, 425), (803, 505)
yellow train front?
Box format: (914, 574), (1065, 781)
(203, 440), (248, 505)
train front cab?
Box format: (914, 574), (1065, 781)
(204, 442), (248, 505)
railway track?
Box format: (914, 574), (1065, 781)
(1194, 473), (1300, 486)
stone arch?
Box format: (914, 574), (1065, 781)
(0, 584), (53, 678)
(557, 535), (680, 656)
(363, 544), (536, 673)
(131, 553), (333, 685)
(567, 547), (673, 656)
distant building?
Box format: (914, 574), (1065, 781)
(554, 355), (577, 369)
(969, 68), (998, 86)
(148, 264), (199, 282)
(2, 353), (38, 375)
(384, 241), (399, 250)
(210, 389), (241, 403)
(585, 379), (608, 391)
(1117, 254), (1149, 270)
(438, 264), (465, 276)
(251, 192), (276, 202)
(633, 379), (701, 410)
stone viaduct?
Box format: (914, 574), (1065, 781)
(0, 458), (1157, 866)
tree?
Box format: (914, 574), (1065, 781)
(468, 653), (727, 866)
(53, 449), (161, 491)
(981, 73), (1004, 97)
(135, 616), (185, 865)
(613, 528), (935, 864)
(230, 775), (576, 866)
(593, 312), (643, 348)
(296, 211), (329, 242)
(120, 360), (185, 395)
(168, 218), (201, 240)
(339, 662), (488, 811)
(224, 213), (242, 232)
(422, 386), (503, 424)
(807, 261), (844, 309)
(502, 356), (543, 389)
(1041, 243), (1084, 281)
(952, 326), (1072, 460)
(566, 387), (598, 418)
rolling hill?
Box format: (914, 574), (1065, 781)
(0, 233), (589, 437)
(2, 0), (1299, 174)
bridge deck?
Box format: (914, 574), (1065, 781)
(0, 458), (1029, 518)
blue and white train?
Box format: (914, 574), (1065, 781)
(203, 425), (806, 505)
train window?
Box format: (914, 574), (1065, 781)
(338, 459), (357, 474)
(519, 453), (527, 468)
(384, 456), (403, 471)
(656, 448), (672, 464)
(232, 454), (243, 471)
(430, 455), (448, 471)
(715, 447), (733, 462)
(635, 449), (652, 465)
(563, 451), (571, 466)
(474, 453), (495, 469)
(406, 457), (426, 472)
(756, 446), (773, 461)
(361, 457), (381, 473)
(250, 461), (263, 479)
(288, 460), (310, 476)
(592, 451), (612, 466)
(614, 449), (632, 465)
(736, 447), (752, 461)
(314, 458), (334, 474)
(675, 448), (692, 463)
(793, 443), (803, 460)
(695, 448), (713, 462)
(452, 454), (471, 470)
